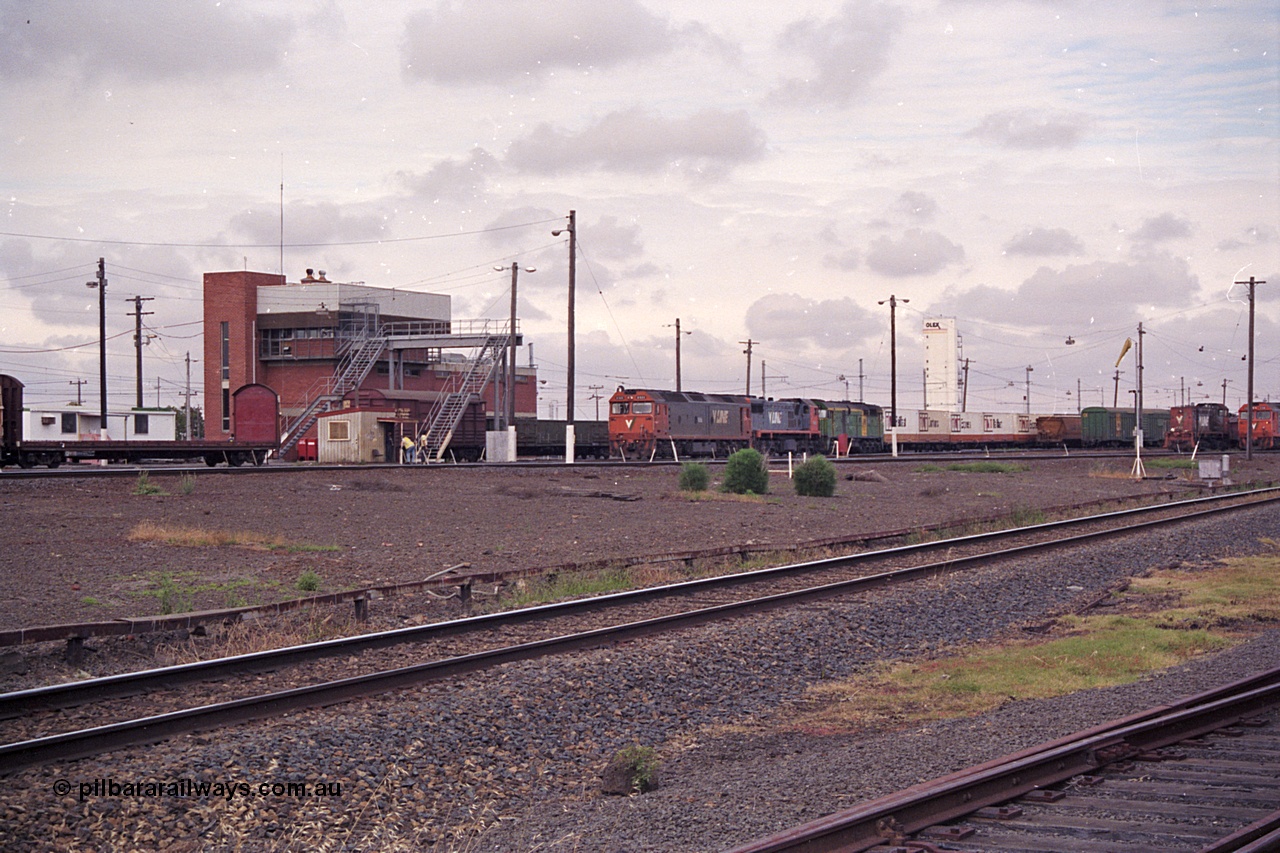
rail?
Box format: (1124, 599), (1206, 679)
(0, 488), (1276, 774)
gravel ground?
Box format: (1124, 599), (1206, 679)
(2, 496), (1277, 852)
(5, 454), (1275, 635)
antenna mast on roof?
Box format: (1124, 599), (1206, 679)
(279, 153), (285, 276)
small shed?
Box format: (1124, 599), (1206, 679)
(316, 407), (408, 464)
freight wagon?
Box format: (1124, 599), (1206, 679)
(512, 417), (610, 459)
(1080, 406), (1169, 448)
(1035, 414), (1083, 447)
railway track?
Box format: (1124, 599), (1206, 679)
(0, 447), (1196, 480)
(727, 667), (1280, 853)
(1, 487), (1277, 778)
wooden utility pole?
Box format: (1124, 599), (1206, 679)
(666, 318), (691, 391)
(127, 295), (155, 409)
(552, 211), (576, 423)
(1236, 276), (1265, 459)
(878, 295), (908, 429)
(85, 258), (107, 437)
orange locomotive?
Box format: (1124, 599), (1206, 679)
(1239, 402), (1280, 451)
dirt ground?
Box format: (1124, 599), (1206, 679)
(2, 453), (1277, 634)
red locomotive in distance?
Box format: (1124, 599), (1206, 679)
(1239, 401), (1280, 451)
(1165, 403), (1235, 451)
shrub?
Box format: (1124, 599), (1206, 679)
(794, 455), (837, 497)
(722, 448), (769, 495)
(132, 471), (165, 496)
(601, 745), (660, 795)
(678, 462), (710, 492)
(296, 570), (321, 592)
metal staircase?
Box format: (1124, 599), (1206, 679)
(278, 329), (386, 458)
(417, 335), (510, 462)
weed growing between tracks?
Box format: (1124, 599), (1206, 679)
(779, 544), (1280, 736)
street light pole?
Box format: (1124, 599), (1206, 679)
(552, 211), (576, 423)
(495, 263), (535, 429)
(86, 258), (108, 438)
(1025, 365), (1034, 414)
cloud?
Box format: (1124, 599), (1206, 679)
(397, 149), (499, 204)
(505, 108), (767, 179)
(401, 0), (681, 85)
(744, 292), (878, 346)
(231, 201), (387, 248)
(935, 254), (1199, 329)
(0, 1), (299, 82)
(1216, 224), (1278, 252)
(823, 249), (861, 271)
(895, 191), (937, 223)
(1130, 213), (1193, 245)
(865, 229), (965, 277)
(1003, 227), (1085, 257)
(576, 216), (644, 262)
(770, 0), (906, 107)
(967, 109), (1092, 149)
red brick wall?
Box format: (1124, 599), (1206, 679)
(202, 271), (284, 440)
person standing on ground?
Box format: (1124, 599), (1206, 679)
(401, 433), (415, 464)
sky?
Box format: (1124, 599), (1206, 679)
(2, 0), (1278, 421)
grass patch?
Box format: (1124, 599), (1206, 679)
(296, 570), (322, 592)
(947, 461), (1028, 474)
(127, 521), (340, 552)
(503, 567), (638, 609)
(914, 462), (1028, 474)
(785, 548), (1280, 735)
(1146, 458), (1197, 470)
(134, 571), (279, 614)
(132, 472), (167, 495)
(676, 490), (769, 505)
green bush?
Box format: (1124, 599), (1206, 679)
(678, 462), (710, 492)
(296, 570), (321, 592)
(722, 448), (769, 495)
(794, 455), (837, 497)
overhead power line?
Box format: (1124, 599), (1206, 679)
(0, 217), (560, 249)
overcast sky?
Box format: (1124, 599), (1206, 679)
(2, 0), (1277, 419)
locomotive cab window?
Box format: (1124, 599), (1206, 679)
(632, 402), (653, 414)
(611, 402), (630, 415)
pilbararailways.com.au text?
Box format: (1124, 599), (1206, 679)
(53, 777), (343, 803)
